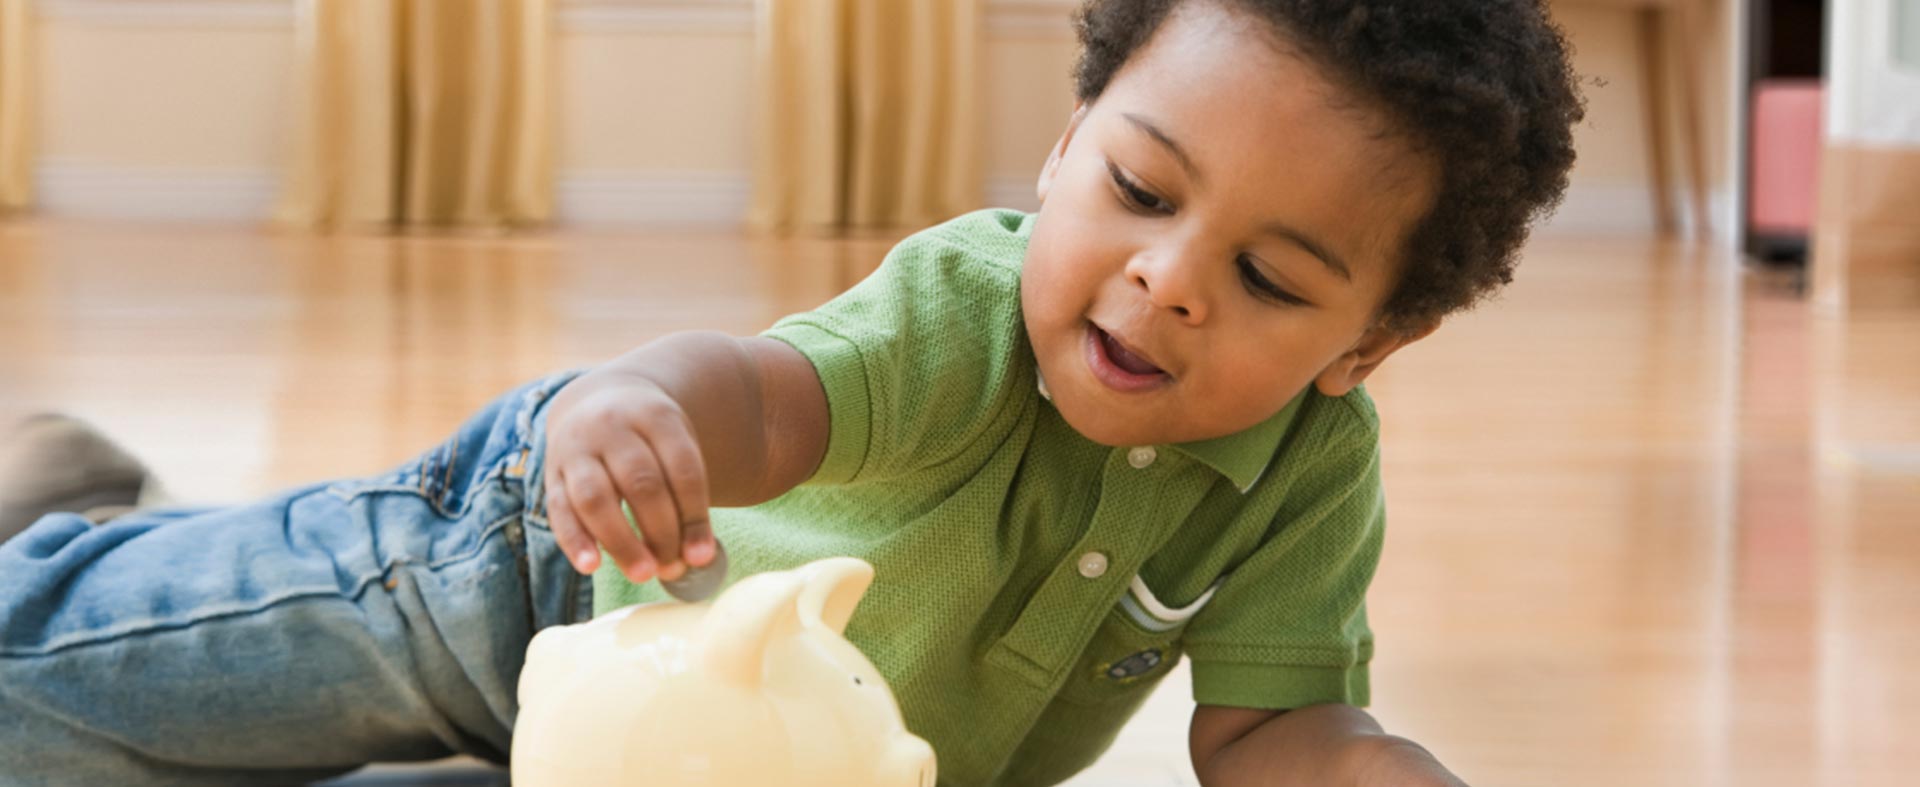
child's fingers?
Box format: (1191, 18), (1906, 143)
(680, 516), (717, 567)
(632, 411), (713, 567)
(563, 461), (657, 583)
(604, 445), (684, 580)
(542, 472), (600, 574)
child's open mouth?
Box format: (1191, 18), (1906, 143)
(1085, 323), (1171, 393)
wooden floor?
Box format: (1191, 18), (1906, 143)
(3, 218), (1917, 786)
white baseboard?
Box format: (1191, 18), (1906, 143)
(34, 0), (759, 33)
(1534, 183), (1659, 236)
(563, 0), (1074, 36)
(558, 0), (754, 34)
(555, 172), (751, 227)
(1523, 183), (1737, 245)
(37, 0), (294, 29)
(987, 0), (1078, 36)
(1709, 190), (1740, 247)
(37, 0), (1078, 37)
(36, 161), (282, 222)
(33, 161), (755, 227)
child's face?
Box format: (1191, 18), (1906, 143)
(1021, 1), (1438, 447)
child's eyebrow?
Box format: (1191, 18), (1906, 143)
(1123, 112), (1352, 284)
(1261, 221), (1352, 282)
(1122, 113), (1203, 186)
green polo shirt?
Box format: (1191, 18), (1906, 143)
(593, 209), (1385, 786)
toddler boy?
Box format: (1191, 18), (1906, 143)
(0, 1), (1580, 784)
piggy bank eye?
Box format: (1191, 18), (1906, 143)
(853, 676), (865, 686)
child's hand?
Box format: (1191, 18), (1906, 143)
(541, 367), (717, 583)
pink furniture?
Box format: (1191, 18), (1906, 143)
(1748, 79), (1824, 235)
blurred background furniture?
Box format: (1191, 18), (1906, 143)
(1812, 0), (1920, 309)
(1747, 79), (1823, 262)
(1742, 0), (1827, 263)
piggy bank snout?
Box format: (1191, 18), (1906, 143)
(883, 734), (936, 787)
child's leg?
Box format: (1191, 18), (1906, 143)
(0, 371), (590, 785)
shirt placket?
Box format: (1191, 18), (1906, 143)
(986, 444), (1206, 690)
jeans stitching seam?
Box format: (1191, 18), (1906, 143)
(8, 507), (525, 657)
(419, 508), (522, 572)
(329, 464), (513, 521)
(7, 583), (371, 657)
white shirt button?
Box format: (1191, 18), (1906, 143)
(1077, 551), (1110, 579)
(1127, 446), (1157, 469)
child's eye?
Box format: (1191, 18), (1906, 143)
(1106, 161), (1173, 215)
(1237, 255), (1310, 306)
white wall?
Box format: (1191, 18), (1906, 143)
(1900, 0), (1920, 69)
(1829, 0), (1920, 144)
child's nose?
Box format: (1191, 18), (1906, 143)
(1125, 253), (1207, 323)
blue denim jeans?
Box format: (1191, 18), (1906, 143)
(0, 371), (591, 786)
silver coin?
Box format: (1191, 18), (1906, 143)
(660, 539), (728, 603)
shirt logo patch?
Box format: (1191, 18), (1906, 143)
(1100, 648), (1164, 683)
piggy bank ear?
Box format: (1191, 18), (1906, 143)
(795, 557), (874, 634)
(697, 571), (807, 688)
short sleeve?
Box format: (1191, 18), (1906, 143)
(761, 210), (1034, 486)
(1182, 396), (1386, 710)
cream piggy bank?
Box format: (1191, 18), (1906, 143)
(510, 557), (936, 786)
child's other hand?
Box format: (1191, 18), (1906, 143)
(541, 368), (717, 583)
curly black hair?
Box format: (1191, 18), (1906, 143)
(1073, 0), (1584, 333)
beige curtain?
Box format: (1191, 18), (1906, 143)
(0, 0), (33, 212)
(1631, 0), (1717, 236)
(278, 0), (553, 229)
(750, 0), (983, 233)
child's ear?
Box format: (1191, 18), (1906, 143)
(1037, 103), (1090, 203)
(1314, 320), (1439, 397)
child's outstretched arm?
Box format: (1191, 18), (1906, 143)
(1191, 703), (1465, 786)
(539, 331), (829, 584)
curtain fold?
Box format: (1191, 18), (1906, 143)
(0, 0), (34, 212)
(1626, 0), (1716, 237)
(278, 0), (553, 230)
(750, 0), (982, 233)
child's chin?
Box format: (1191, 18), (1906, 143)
(1051, 396), (1170, 448)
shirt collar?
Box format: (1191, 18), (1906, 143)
(1169, 393), (1306, 493)
(1036, 370), (1308, 494)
